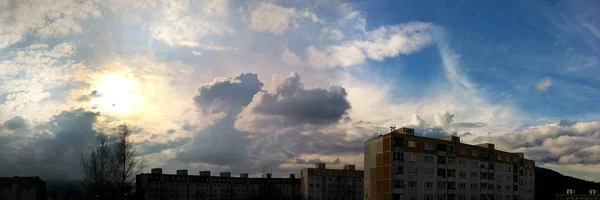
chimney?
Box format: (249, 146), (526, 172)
(316, 163), (326, 169)
(344, 165), (356, 171)
(151, 168), (163, 174)
(266, 173), (272, 178)
(289, 174), (295, 179)
(176, 170), (188, 175)
(591, 189), (598, 195)
(220, 172), (231, 177)
(199, 171), (211, 177)
(567, 189), (576, 194)
(240, 173), (249, 178)
(443, 136), (461, 143)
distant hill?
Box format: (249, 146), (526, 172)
(536, 167), (600, 199)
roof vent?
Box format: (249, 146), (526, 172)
(176, 170), (188, 175)
(151, 168), (162, 174)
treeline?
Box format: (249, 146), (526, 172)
(80, 124), (143, 199)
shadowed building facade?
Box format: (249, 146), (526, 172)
(300, 163), (363, 200)
(0, 176), (46, 200)
(364, 127), (535, 200)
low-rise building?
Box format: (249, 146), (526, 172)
(136, 169), (300, 200)
(557, 189), (600, 200)
(0, 176), (46, 200)
(301, 163), (364, 200)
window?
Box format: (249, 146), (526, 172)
(448, 158), (456, 165)
(488, 173), (495, 180)
(480, 183), (487, 190)
(470, 183), (478, 190)
(424, 155), (434, 163)
(459, 147), (466, 154)
(459, 171), (466, 178)
(393, 152), (403, 160)
(408, 168), (418, 175)
(425, 143), (434, 150)
(488, 163), (495, 169)
(393, 180), (404, 188)
(425, 181), (433, 189)
(506, 165), (512, 172)
(471, 172), (478, 179)
(425, 195), (434, 200)
(437, 195), (447, 200)
(409, 153), (418, 162)
(408, 181), (418, 188)
(471, 195), (478, 200)
(480, 172), (487, 179)
(438, 169), (446, 178)
(459, 183), (466, 190)
(506, 155), (511, 161)
(447, 169), (456, 178)
(505, 176), (511, 181)
(488, 184), (494, 190)
(425, 168), (434, 176)
(438, 156), (447, 164)
(438, 181), (446, 189)
(470, 160), (478, 168)
(471, 150), (478, 156)
(408, 140), (416, 148)
(498, 154), (502, 160)
(458, 195), (466, 200)
(448, 145), (456, 153)
(497, 184), (502, 190)
(448, 181), (456, 190)
(395, 166), (403, 174)
(458, 159), (466, 166)
(409, 195), (418, 200)
(505, 185), (511, 190)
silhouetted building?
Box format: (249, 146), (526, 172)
(136, 168), (300, 200)
(557, 189), (600, 200)
(300, 163), (364, 200)
(0, 176), (47, 200)
(364, 127), (535, 200)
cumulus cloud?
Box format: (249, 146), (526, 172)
(0, 0), (101, 49)
(474, 120), (600, 165)
(193, 73), (264, 115)
(280, 48), (301, 66)
(1, 116), (27, 131)
(0, 109), (101, 180)
(250, 2), (320, 35)
(307, 22), (435, 68)
(235, 72), (351, 133)
(537, 77), (552, 92)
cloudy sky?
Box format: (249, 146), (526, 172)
(1, 0), (600, 181)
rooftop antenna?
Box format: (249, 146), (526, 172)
(390, 126), (396, 132)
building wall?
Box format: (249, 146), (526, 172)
(0, 177), (46, 200)
(136, 173), (300, 200)
(301, 168), (363, 200)
(364, 129), (535, 200)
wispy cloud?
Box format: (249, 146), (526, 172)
(537, 77), (552, 92)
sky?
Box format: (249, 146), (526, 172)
(1, 0), (600, 181)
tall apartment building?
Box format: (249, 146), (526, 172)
(0, 176), (47, 200)
(301, 163), (364, 200)
(556, 189), (600, 200)
(364, 127), (535, 200)
(136, 168), (300, 200)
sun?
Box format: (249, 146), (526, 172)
(90, 73), (143, 115)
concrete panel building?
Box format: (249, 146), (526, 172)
(0, 176), (46, 200)
(557, 189), (600, 200)
(364, 127), (535, 200)
(300, 163), (364, 200)
(136, 169), (300, 200)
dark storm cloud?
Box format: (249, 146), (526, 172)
(175, 72), (362, 174)
(249, 72), (351, 125)
(193, 73), (263, 115)
(0, 109), (101, 180)
(176, 73), (263, 166)
(473, 120), (600, 165)
(2, 116), (27, 130)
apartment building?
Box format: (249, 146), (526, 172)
(0, 176), (46, 200)
(364, 127), (535, 200)
(301, 163), (364, 200)
(557, 189), (600, 200)
(136, 168), (300, 200)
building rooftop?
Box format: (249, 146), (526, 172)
(0, 176), (45, 189)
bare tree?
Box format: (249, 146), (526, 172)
(81, 133), (114, 199)
(113, 124), (143, 197)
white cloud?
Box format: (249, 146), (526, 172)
(537, 77), (552, 92)
(307, 22), (435, 68)
(150, 0), (233, 48)
(249, 2), (320, 35)
(321, 27), (344, 40)
(192, 51), (204, 56)
(0, 0), (101, 49)
(0, 43), (88, 122)
(280, 48), (301, 66)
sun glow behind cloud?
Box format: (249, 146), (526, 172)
(90, 73), (143, 115)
